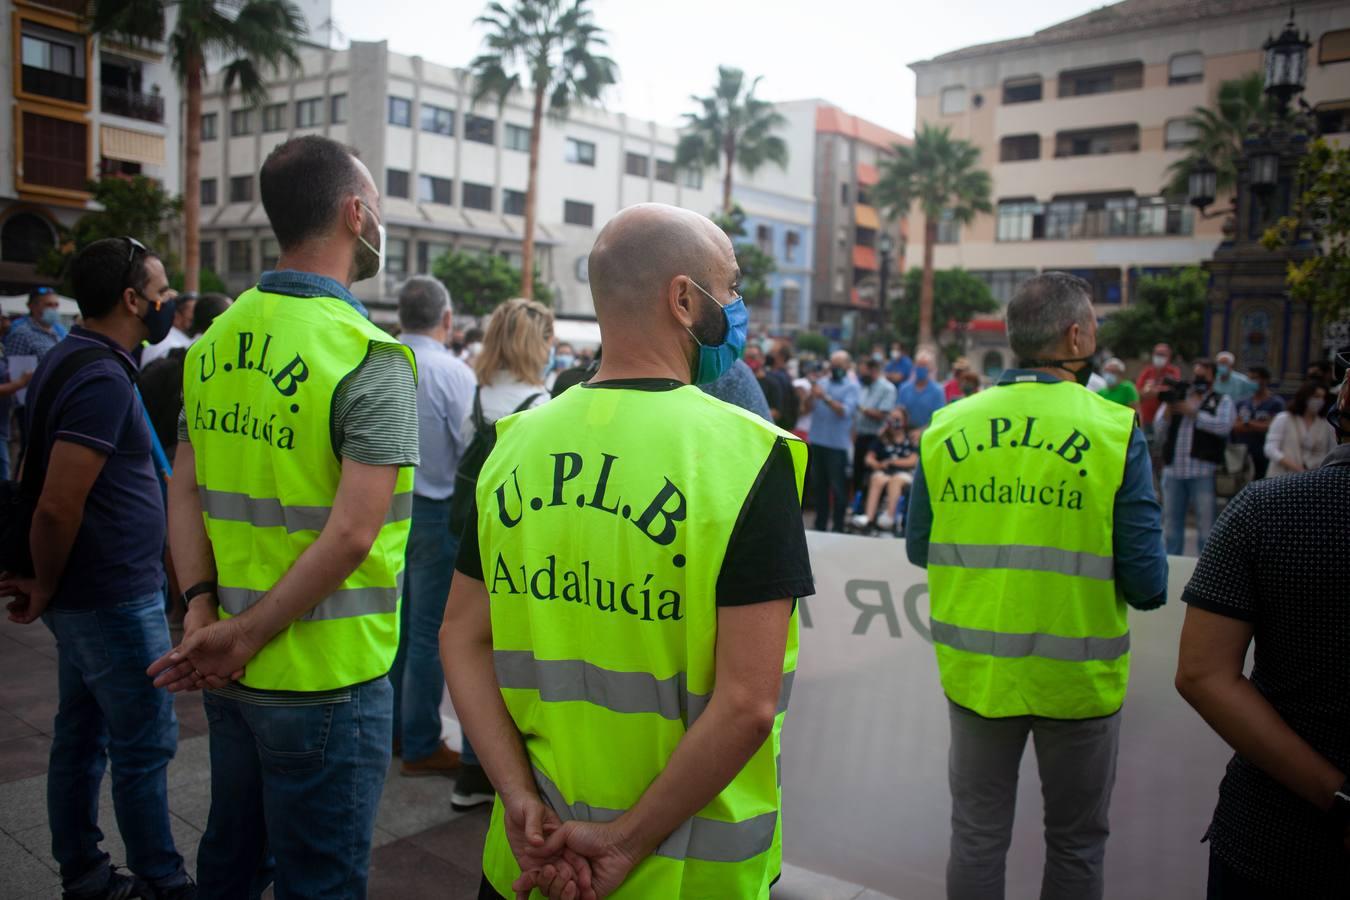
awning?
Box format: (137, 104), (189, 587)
(852, 244), (878, 271)
(854, 204), (880, 230)
(100, 125), (165, 166)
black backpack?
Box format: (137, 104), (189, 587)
(447, 387), (542, 540)
(0, 347), (133, 576)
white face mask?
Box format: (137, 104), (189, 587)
(1307, 397), (1325, 415)
(1104, 373), (1119, 387)
(355, 200), (385, 281)
(1152, 354), (1168, 368)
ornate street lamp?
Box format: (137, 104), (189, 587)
(1187, 157), (1217, 211)
(1263, 14), (1311, 113)
(1247, 133), (1280, 191)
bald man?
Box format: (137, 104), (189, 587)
(441, 204), (815, 900)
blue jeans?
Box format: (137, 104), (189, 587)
(197, 677), (393, 900)
(391, 494), (477, 764)
(43, 592), (187, 894)
(1162, 471), (1216, 556)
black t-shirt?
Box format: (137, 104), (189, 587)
(1181, 450), (1350, 895)
(455, 378), (815, 606)
(867, 434), (917, 468)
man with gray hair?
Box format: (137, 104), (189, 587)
(391, 276), (481, 787)
(907, 271), (1166, 900)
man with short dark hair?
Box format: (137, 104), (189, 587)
(1, 238), (193, 900)
(1156, 358), (1235, 555)
(145, 135), (419, 899)
(908, 271), (1166, 900)
(0, 311), (35, 480)
(389, 276), (481, 788)
(1233, 366), (1283, 480)
(854, 356), (896, 496)
(3, 285), (66, 360)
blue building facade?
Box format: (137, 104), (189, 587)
(734, 186), (815, 331)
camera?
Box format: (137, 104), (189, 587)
(1159, 377), (1191, 404)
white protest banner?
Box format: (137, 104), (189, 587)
(782, 531), (1228, 899)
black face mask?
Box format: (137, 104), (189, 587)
(831, 367), (846, 382)
(860, 374), (875, 386)
(1021, 355), (1095, 388)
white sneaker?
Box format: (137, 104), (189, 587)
(851, 514), (870, 529)
(877, 514), (894, 530)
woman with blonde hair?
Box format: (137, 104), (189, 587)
(463, 297), (554, 441)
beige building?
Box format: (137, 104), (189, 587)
(906, 0), (1350, 375)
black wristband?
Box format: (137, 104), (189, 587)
(182, 580), (217, 606)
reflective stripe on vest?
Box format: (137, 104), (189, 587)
(199, 487), (414, 533)
(532, 766), (779, 864)
(930, 619), (1130, 662)
(928, 542), (1115, 581)
(494, 649), (795, 722)
(219, 580), (402, 621)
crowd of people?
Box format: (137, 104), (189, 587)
(0, 131), (1346, 900)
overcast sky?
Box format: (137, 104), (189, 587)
(327, 0), (1107, 136)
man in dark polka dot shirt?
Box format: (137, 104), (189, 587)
(1176, 374), (1350, 899)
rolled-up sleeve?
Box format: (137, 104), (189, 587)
(1113, 428), (1168, 609)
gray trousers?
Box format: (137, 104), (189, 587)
(947, 700), (1121, 900)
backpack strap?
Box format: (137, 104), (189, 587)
(511, 393), (543, 415)
(471, 385), (486, 431)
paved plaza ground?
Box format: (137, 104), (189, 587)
(0, 614), (892, 900)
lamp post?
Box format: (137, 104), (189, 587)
(878, 232), (895, 320)
(1263, 14), (1312, 115)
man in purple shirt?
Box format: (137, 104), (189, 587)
(1, 238), (193, 900)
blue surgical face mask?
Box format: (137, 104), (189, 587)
(41, 307), (60, 327)
(686, 279), (748, 386)
(556, 353), (575, 370)
(914, 365), (929, 382)
(1217, 364), (1231, 378)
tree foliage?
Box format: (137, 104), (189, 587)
(890, 268), (998, 353)
(676, 66), (788, 213)
(873, 124), (992, 350)
(1097, 266), (1208, 363)
(708, 205), (776, 307)
(1261, 138), (1350, 324)
(431, 250), (552, 318)
(470, 0), (617, 299)
(1162, 72), (1279, 200)
(39, 175), (182, 281)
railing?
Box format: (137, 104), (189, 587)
(28, 0), (85, 15)
(102, 86), (165, 123)
(21, 66), (86, 104)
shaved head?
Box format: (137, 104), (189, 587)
(588, 204), (733, 321)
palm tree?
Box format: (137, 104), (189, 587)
(873, 123), (992, 353)
(676, 66), (788, 214)
(90, 0), (306, 293)
(1163, 72), (1278, 200)
(470, 0), (617, 300)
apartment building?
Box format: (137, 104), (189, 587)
(196, 39), (820, 325)
(907, 0), (1350, 375)
(0, 0), (182, 294)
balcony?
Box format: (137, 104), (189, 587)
(21, 65), (86, 104)
(102, 86), (164, 123)
(28, 0), (85, 14)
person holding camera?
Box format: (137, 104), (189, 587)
(1155, 357), (1235, 555)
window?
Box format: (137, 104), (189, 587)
(935, 209), (959, 244)
(20, 25), (85, 103)
(682, 167), (702, 189)
(330, 94), (347, 124)
(655, 160), (676, 183)
(1042, 193), (1193, 240)
(999, 133), (1040, 162)
(1321, 29), (1350, 64)
(840, 183), (850, 205)
(462, 182), (493, 211)
(421, 104), (454, 136)
(23, 112), (90, 194)
(201, 178), (218, 206)
(1164, 118), (1199, 150)
(1168, 52), (1204, 85)
(228, 240), (252, 273)
(200, 240), (217, 274)
(940, 86), (967, 115)
(563, 200), (594, 227)
(99, 157), (141, 177)
(263, 103), (286, 132)
(503, 189), (526, 216)
(1315, 100), (1350, 135)
(386, 238), (408, 276)
(230, 109), (252, 136)
(389, 97), (412, 127)
(229, 175), (253, 203)
(417, 241), (451, 274)
(785, 230), (800, 262)
(1002, 76), (1042, 105)
(756, 224), (773, 255)
(969, 269), (1036, 305)
(505, 123), (531, 152)
(996, 199), (1044, 242)
(1058, 62), (1143, 97)
(1054, 125), (1139, 157)
(1061, 267), (1123, 304)
(565, 138), (596, 166)
(261, 237), (279, 270)
(201, 113), (218, 141)
(386, 169), (410, 199)
(419, 175), (452, 205)
(781, 284), (802, 322)
(464, 114), (495, 144)
(295, 98), (322, 128)
(625, 152), (649, 177)
(857, 187), (871, 207)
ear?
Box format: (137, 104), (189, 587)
(120, 285), (141, 316)
(345, 195), (364, 236)
(668, 276), (696, 330)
